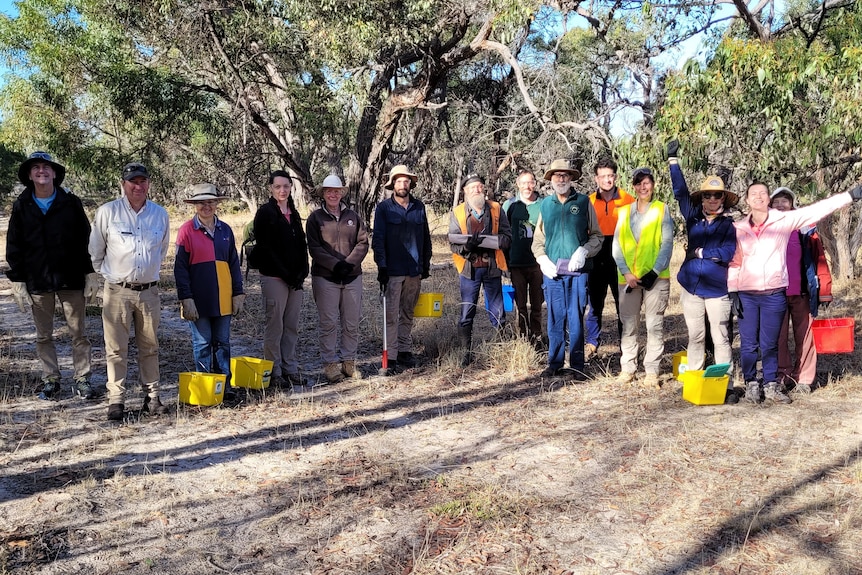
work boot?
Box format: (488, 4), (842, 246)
(643, 373), (661, 389)
(284, 373), (305, 388)
(323, 362), (344, 384)
(396, 352), (416, 369)
(616, 371), (635, 385)
(143, 394), (169, 415)
(37, 376), (60, 401)
(379, 361), (398, 376)
(764, 381), (792, 404)
(458, 326), (473, 367)
(73, 377), (102, 400)
(744, 381), (762, 404)
(107, 403), (125, 422)
(793, 382), (813, 395)
(341, 360), (360, 379)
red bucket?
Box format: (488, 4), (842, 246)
(811, 318), (855, 354)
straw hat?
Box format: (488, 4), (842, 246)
(543, 158), (582, 181)
(384, 165), (418, 190)
(695, 175), (739, 207)
(184, 183), (224, 203)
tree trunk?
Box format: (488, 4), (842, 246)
(833, 208), (855, 280)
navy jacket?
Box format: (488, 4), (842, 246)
(372, 195), (432, 277)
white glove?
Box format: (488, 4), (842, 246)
(568, 246), (588, 272)
(180, 298), (199, 321)
(232, 294), (245, 316)
(537, 255), (557, 279)
(83, 273), (101, 304)
(11, 282), (32, 312)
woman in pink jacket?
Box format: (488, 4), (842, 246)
(728, 182), (861, 405)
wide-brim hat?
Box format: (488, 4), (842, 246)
(543, 158), (582, 181)
(316, 174), (348, 195)
(184, 183), (225, 203)
(384, 164), (418, 190)
(695, 175), (739, 207)
(769, 186), (797, 208)
(18, 151), (66, 187)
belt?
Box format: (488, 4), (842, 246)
(114, 281), (157, 291)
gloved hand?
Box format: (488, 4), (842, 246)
(421, 267), (430, 280)
(464, 230), (483, 253)
(333, 261), (353, 280)
(568, 246), (588, 272)
(232, 294), (245, 316)
(729, 292), (744, 319)
(537, 255), (557, 279)
(377, 267), (389, 291)
(83, 273), (101, 305)
(666, 139), (680, 159)
(638, 270), (659, 291)
(180, 298), (199, 322)
(849, 184), (862, 200)
(11, 282), (32, 312)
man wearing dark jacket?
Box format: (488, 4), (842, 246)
(7, 152), (100, 400)
(373, 165), (432, 373)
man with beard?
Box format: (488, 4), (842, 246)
(448, 173), (512, 366)
(532, 159), (603, 378)
(373, 165), (433, 374)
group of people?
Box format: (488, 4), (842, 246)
(6, 155), (435, 421)
(451, 144), (861, 405)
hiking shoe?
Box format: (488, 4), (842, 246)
(793, 383), (813, 395)
(341, 360), (359, 378)
(323, 362), (344, 384)
(143, 395), (169, 415)
(378, 361), (399, 376)
(396, 352), (416, 369)
(37, 376), (61, 401)
(643, 373), (661, 389)
(540, 366), (561, 378)
(107, 403), (125, 421)
(764, 381), (792, 404)
(584, 343), (597, 362)
(73, 377), (102, 400)
(744, 381), (762, 404)
(460, 351), (474, 368)
(616, 371), (635, 385)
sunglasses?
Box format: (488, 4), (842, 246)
(702, 192), (725, 200)
(123, 164), (148, 175)
(30, 151), (53, 161)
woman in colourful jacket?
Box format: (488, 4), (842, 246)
(612, 167), (674, 388)
(768, 187), (833, 395)
(175, 184), (244, 391)
(667, 141), (737, 381)
(306, 175), (369, 384)
(728, 182), (861, 404)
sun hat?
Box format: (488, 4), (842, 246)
(18, 151), (66, 186)
(696, 175), (739, 207)
(632, 167), (654, 184)
(184, 183), (224, 203)
(384, 164), (418, 190)
(121, 162), (150, 181)
(543, 158), (582, 181)
(461, 173), (485, 189)
(769, 186), (797, 208)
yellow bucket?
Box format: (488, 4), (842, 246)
(230, 356), (273, 389)
(414, 293), (443, 318)
(680, 370), (729, 406)
(672, 351), (688, 380)
(179, 372), (226, 406)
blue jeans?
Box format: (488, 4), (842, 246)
(738, 290), (787, 384)
(189, 315), (232, 385)
(459, 268), (504, 330)
(544, 273), (589, 370)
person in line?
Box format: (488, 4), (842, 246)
(448, 173), (512, 367)
(503, 170), (545, 347)
(729, 181), (861, 404)
(6, 152), (100, 400)
(373, 165), (432, 374)
(667, 140), (737, 384)
(768, 187), (834, 395)
(585, 157), (634, 360)
(174, 184), (244, 396)
(253, 170), (309, 389)
(532, 159), (603, 378)
(306, 174), (369, 384)
(90, 163), (170, 421)
(612, 167), (674, 388)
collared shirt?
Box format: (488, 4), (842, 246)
(89, 196), (170, 284)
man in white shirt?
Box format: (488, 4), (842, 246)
(89, 163), (170, 421)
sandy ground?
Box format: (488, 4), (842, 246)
(2, 214), (862, 574)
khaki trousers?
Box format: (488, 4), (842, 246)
(312, 276), (362, 363)
(679, 287), (733, 375)
(618, 279), (669, 375)
(30, 290), (92, 380)
(261, 275), (303, 377)
(102, 283), (161, 404)
(384, 275), (421, 356)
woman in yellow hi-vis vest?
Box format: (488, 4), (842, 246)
(612, 167), (674, 388)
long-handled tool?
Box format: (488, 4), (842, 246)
(378, 285), (389, 376)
